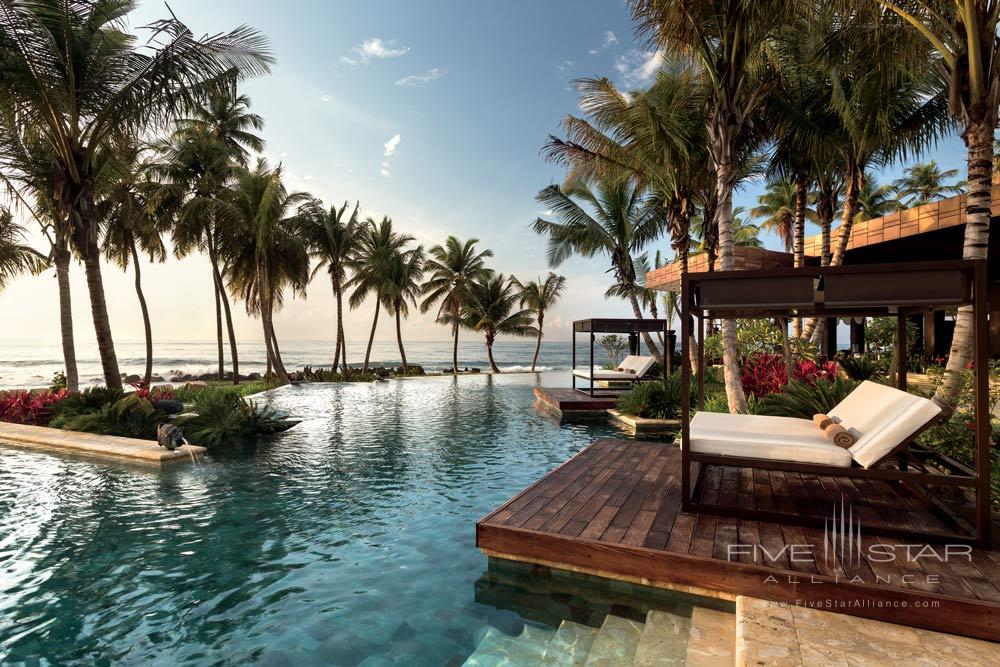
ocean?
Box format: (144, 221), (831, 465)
(0, 338), (642, 389)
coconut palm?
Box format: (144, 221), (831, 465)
(347, 217), (414, 372)
(99, 145), (167, 386)
(752, 178), (816, 253)
(855, 174), (901, 222)
(420, 236), (494, 373)
(381, 247), (425, 375)
(0, 0), (272, 389)
(300, 200), (361, 373)
(461, 275), (536, 373)
(892, 161), (964, 207)
(0, 206), (46, 291)
(629, 0), (793, 412)
(212, 160), (310, 386)
(531, 177), (664, 362)
(691, 207), (762, 251)
(514, 273), (567, 372)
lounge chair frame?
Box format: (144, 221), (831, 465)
(680, 259), (992, 547)
(572, 318), (674, 397)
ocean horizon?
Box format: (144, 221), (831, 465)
(0, 338), (651, 389)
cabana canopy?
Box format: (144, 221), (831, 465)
(572, 318), (674, 396)
(680, 259), (992, 547)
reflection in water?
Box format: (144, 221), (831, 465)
(0, 372), (671, 665)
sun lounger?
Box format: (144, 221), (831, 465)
(572, 355), (656, 396)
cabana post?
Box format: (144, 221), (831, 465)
(680, 259), (992, 547)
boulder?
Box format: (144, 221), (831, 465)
(124, 374), (141, 384)
(154, 399), (184, 414)
(182, 381), (209, 391)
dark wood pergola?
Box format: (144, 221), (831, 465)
(572, 318), (674, 396)
(680, 259), (993, 547)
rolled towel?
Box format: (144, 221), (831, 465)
(824, 423), (856, 448)
(812, 413), (834, 430)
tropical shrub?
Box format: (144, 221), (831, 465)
(700, 391), (764, 414)
(177, 389), (298, 447)
(759, 378), (859, 418)
(616, 373), (683, 419)
(56, 394), (167, 440)
(129, 381), (175, 402)
(50, 386), (126, 421)
(740, 353), (837, 398)
(839, 354), (882, 381)
(0, 389), (69, 426)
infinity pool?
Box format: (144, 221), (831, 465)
(0, 373), (707, 665)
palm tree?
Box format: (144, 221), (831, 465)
(461, 275), (536, 373)
(0, 0), (272, 389)
(420, 236), (493, 373)
(0, 206), (46, 292)
(880, 1), (1000, 409)
(347, 217), (414, 372)
(854, 174), (901, 222)
(381, 247), (425, 375)
(515, 273), (567, 372)
(152, 92), (266, 383)
(300, 200), (361, 373)
(752, 178), (816, 253)
(531, 177), (664, 362)
(213, 160), (311, 386)
(629, 0), (793, 413)
(892, 161), (964, 207)
(99, 146), (167, 386)
(691, 207), (762, 251)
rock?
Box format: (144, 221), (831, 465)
(154, 399), (184, 414)
(182, 381), (209, 391)
(247, 372), (262, 381)
(124, 374), (141, 384)
(150, 375), (164, 382)
(169, 376), (184, 383)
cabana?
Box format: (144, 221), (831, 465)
(680, 259), (992, 546)
(572, 318), (674, 397)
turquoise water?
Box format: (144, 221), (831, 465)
(0, 373), (701, 665)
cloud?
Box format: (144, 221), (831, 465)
(383, 133), (401, 157)
(319, 94), (330, 102)
(395, 67), (447, 87)
(615, 48), (665, 87)
(341, 38), (409, 66)
(380, 168), (391, 178)
(603, 30), (618, 47)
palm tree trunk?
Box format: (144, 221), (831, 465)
(129, 241), (153, 386)
(54, 239), (78, 392)
(207, 235), (225, 380)
(395, 304), (408, 374)
(793, 176), (808, 339)
(258, 264), (290, 385)
(934, 119), (993, 410)
(531, 312), (543, 372)
(363, 302), (379, 373)
(213, 260), (239, 384)
(452, 317), (460, 373)
(712, 135), (749, 414)
(625, 287), (662, 363)
(335, 282), (348, 373)
(332, 278), (342, 370)
(81, 237), (122, 390)
(831, 161), (862, 267)
(486, 332), (500, 373)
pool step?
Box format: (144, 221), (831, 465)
(540, 619), (599, 666)
(462, 624), (553, 666)
(633, 609), (691, 666)
(685, 607), (736, 666)
(583, 614), (644, 666)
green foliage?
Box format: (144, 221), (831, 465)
(49, 386), (127, 423)
(704, 319), (816, 361)
(759, 378), (859, 418)
(177, 390), (297, 448)
(701, 391), (764, 415)
(616, 374), (683, 419)
(50, 371), (67, 391)
(838, 354), (883, 381)
(598, 335), (629, 367)
(56, 395), (166, 440)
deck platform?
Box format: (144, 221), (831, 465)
(534, 387), (618, 413)
(0, 422), (206, 464)
(477, 438), (1000, 642)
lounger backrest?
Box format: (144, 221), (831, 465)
(617, 355), (656, 377)
(616, 355), (640, 372)
(828, 380), (941, 468)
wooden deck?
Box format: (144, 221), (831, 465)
(477, 438), (1000, 642)
(534, 387), (618, 413)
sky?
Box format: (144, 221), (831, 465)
(0, 0), (972, 348)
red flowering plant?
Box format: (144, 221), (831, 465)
(741, 353), (837, 398)
(0, 389), (70, 426)
(129, 381), (175, 402)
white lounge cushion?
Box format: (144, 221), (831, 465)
(690, 412), (853, 467)
(572, 367), (636, 380)
(616, 355), (657, 378)
(829, 380), (941, 468)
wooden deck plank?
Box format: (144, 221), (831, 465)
(477, 438), (1000, 642)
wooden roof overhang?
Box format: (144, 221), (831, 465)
(572, 318), (670, 334)
(679, 259), (993, 547)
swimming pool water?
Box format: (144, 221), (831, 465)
(0, 373), (709, 665)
